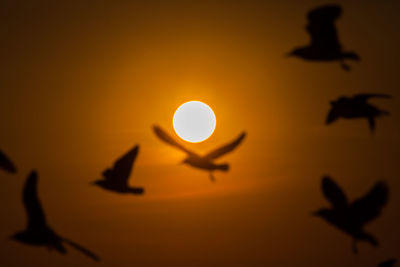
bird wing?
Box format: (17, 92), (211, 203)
(23, 171), (48, 230)
(63, 238), (100, 262)
(321, 176), (348, 209)
(153, 125), (196, 156)
(0, 150), (17, 173)
(306, 4), (342, 50)
(353, 93), (392, 103)
(350, 181), (389, 226)
(102, 145), (139, 185)
(378, 259), (397, 267)
(204, 132), (246, 160)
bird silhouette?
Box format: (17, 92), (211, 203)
(11, 171), (100, 261)
(326, 93), (391, 133)
(0, 150), (17, 173)
(92, 145), (144, 194)
(287, 4), (360, 71)
(153, 125), (246, 182)
(313, 176), (389, 254)
(379, 259), (397, 267)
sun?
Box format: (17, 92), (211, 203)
(173, 101), (216, 143)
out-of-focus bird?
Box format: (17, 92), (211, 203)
(92, 145), (144, 195)
(378, 259), (397, 267)
(153, 125), (246, 182)
(11, 171), (100, 261)
(313, 176), (389, 254)
(0, 150), (17, 173)
(326, 93), (391, 133)
(287, 4), (360, 71)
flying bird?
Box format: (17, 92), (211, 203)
(11, 171), (100, 261)
(153, 125), (246, 182)
(92, 145), (144, 194)
(379, 259), (397, 267)
(326, 93), (391, 133)
(287, 4), (360, 71)
(0, 150), (17, 173)
(313, 176), (389, 254)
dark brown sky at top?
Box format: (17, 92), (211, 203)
(0, 0), (399, 266)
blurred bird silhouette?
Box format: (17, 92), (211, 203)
(326, 93), (391, 133)
(379, 259), (397, 267)
(153, 125), (246, 182)
(0, 150), (17, 173)
(11, 171), (100, 261)
(313, 176), (389, 254)
(92, 145), (144, 194)
(287, 4), (360, 71)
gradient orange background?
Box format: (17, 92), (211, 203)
(1, 0), (399, 266)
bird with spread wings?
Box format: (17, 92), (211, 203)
(326, 93), (391, 133)
(313, 176), (389, 254)
(287, 4), (360, 71)
(153, 125), (246, 182)
(11, 171), (100, 261)
(92, 145), (144, 195)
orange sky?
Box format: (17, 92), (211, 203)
(1, 0), (399, 266)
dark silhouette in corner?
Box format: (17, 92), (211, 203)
(0, 150), (17, 173)
(153, 125), (246, 182)
(313, 176), (389, 254)
(326, 93), (391, 133)
(287, 4), (360, 71)
(92, 145), (144, 195)
(11, 171), (100, 262)
(379, 259), (397, 267)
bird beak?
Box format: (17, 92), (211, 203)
(310, 210), (319, 216)
(284, 52), (293, 58)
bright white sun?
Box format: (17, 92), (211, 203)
(173, 101), (216, 143)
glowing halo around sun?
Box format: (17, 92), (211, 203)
(173, 101), (216, 143)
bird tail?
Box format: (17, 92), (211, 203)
(128, 187), (145, 195)
(62, 238), (100, 262)
(217, 164), (229, 172)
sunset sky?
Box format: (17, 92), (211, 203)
(1, 0), (399, 266)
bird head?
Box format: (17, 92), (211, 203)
(180, 158), (190, 165)
(336, 96), (349, 104)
